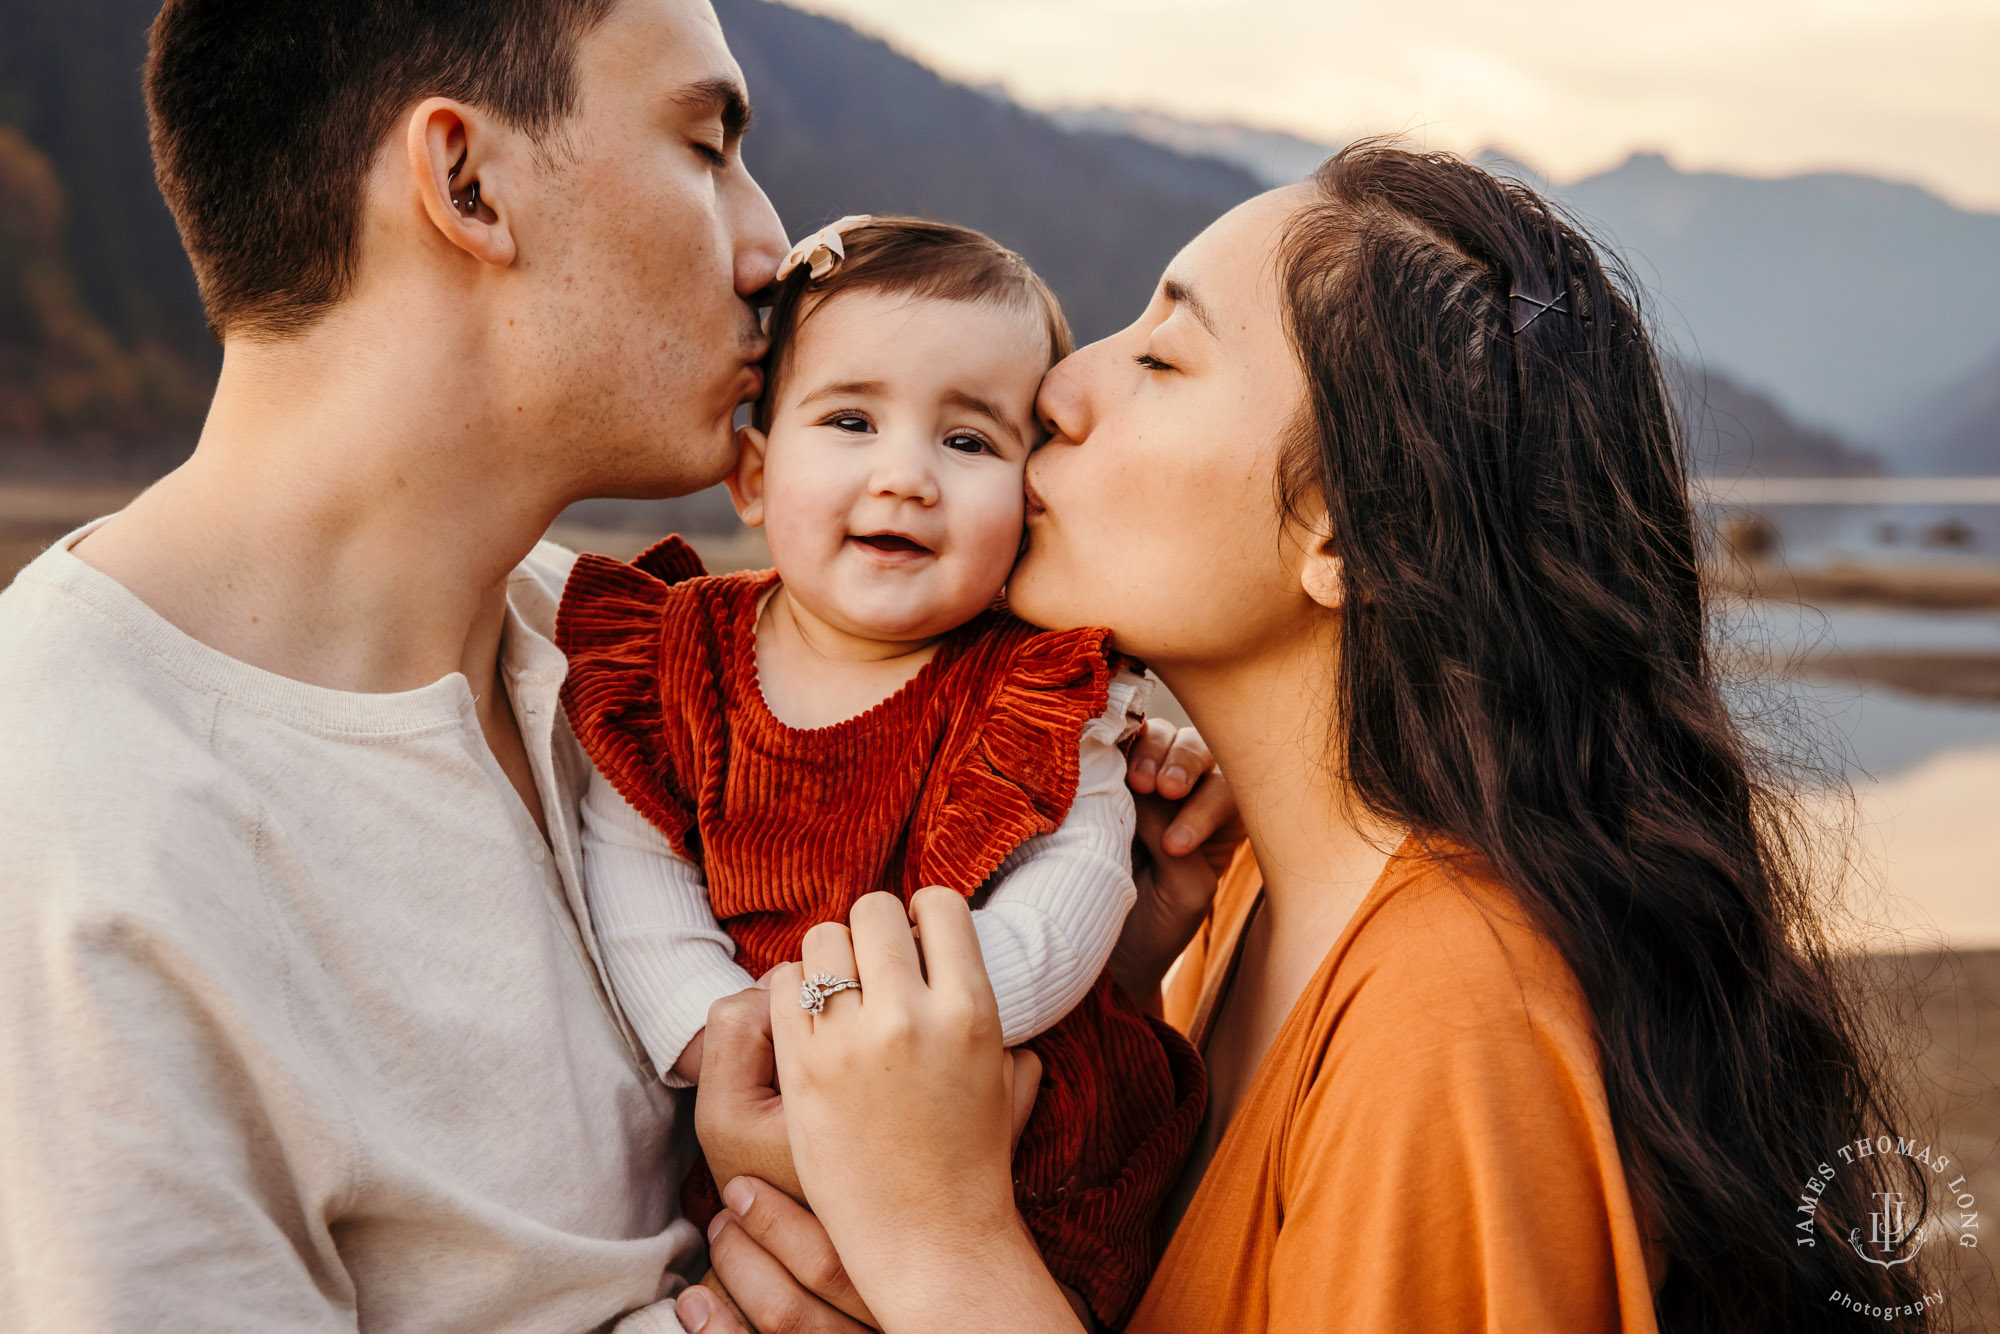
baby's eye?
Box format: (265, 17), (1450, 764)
(943, 432), (994, 456)
(828, 414), (873, 434)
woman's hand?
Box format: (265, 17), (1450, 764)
(1116, 720), (1242, 1005)
(765, 892), (1084, 1333)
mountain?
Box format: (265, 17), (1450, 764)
(1050, 106), (1338, 190)
(1069, 109), (2000, 460)
(1674, 363), (1881, 478)
(711, 0), (1259, 343)
(0, 0), (1261, 452)
(1557, 153), (2000, 445)
(1898, 347), (2000, 475)
(0, 123), (205, 438)
(0, 0), (214, 367)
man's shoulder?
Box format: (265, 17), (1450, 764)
(0, 555), (262, 908)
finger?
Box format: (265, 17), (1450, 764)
(1125, 717), (1178, 794)
(1153, 726), (1215, 801)
(905, 887), (991, 1011)
(672, 1286), (752, 1334)
(1007, 1048), (1043, 1153)
(798, 920), (862, 1023)
(847, 890), (923, 999)
(719, 1177), (876, 1325)
(701, 986), (778, 1091)
(1132, 795), (1221, 918)
(1162, 767), (1237, 857)
(704, 1217), (875, 1333)
(768, 959), (813, 1058)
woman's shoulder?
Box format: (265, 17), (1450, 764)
(1333, 840), (1590, 1041)
(1255, 839), (1608, 1119)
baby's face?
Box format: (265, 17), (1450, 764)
(740, 291), (1050, 643)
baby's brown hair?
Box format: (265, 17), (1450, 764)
(752, 217), (1073, 433)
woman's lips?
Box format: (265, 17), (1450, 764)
(1023, 473), (1048, 519)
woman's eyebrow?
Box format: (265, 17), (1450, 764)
(1162, 278), (1220, 339)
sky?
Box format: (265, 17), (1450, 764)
(788, 0), (2000, 213)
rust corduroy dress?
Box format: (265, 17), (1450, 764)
(556, 537), (1206, 1329)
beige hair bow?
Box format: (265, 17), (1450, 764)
(776, 214), (874, 282)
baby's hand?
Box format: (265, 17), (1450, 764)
(694, 982), (805, 1204)
(672, 1028), (706, 1084)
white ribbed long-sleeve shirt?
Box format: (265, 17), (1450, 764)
(585, 671), (1150, 1082)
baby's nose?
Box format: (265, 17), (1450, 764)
(868, 439), (941, 504)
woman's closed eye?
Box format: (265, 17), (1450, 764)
(1135, 353), (1177, 373)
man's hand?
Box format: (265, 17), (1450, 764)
(677, 1177), (878, 1332)
(695, 985), (803, 1203)
(1116, 721), (1243, 1006)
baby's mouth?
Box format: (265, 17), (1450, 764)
(849, 532), (936, 557)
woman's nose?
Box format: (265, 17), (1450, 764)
(1036, 346), (1094, 445)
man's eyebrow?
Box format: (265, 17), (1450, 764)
(674, 76), (753, 140)
(1162, 277), (1219, 338)
(943, 390), (1028, 446)
(796, 378), (888, 406)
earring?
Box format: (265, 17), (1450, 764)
(459, 181), (481, 215)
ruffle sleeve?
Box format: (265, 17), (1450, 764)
(555, 536), (711, 861)
(915, 622), (1121, 893)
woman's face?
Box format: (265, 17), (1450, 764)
(1011, 186), (1321, 667)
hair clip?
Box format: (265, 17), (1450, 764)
(1508, 287), (1571, 335)
(776, 214), (874, 282)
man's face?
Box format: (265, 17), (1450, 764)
(517, 0), (787, 501)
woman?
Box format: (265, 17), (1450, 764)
(679, 144), (1933, 1333)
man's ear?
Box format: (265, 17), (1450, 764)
(406, 98), (517, 268)
(725, 426), (769, 527)
(1297, 511), (1344, 611)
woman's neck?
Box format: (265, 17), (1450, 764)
(753, 583), (946, 729)
(1156, 631), (1400, 957)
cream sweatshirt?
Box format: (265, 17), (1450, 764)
(0, 525), (701, 1332)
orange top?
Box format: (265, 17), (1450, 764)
(1128, 840), (1663, 1334)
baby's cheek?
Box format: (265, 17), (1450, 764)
(958, 483), (1028, 593)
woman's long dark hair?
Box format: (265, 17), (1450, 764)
(1278, 142), (1936, 1331)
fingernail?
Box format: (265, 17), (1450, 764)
(722, 1176), (755, 1215)
(706, 1209), (729, 1242)
(1134, 759), (1158, 784)
(677, 1287), (714, 1332)
(1164, 825), (1194, 855)
(1162, 764), (1189, 790)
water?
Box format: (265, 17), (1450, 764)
(1717, 597), (2000, 782)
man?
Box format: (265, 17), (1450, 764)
(0, 0), (779, 1328)
(0, 1), (1229, 1330)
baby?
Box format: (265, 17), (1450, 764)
(556, 216), (1203, 1328)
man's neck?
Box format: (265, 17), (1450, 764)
(73, 321), (564, 703)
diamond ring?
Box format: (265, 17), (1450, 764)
(799, 971), (862, 1015)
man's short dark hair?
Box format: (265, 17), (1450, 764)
(146, 0), (619, 340)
